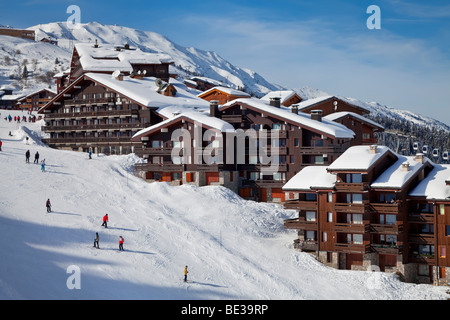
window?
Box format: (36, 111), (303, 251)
(294, 138), (299, 147)
(440, 205), (445, 215)
(346, 173), (362, 183)
(418, 264), (429, 276)
(446, 226), (450, 236)
(346, 193), (363, 204)
(327, 192), (333, 203)
(439, 246), (446, 258)
(272, 123), (282, 130)
(305, 193), (317, 201)
(305, 231), (315, 241)
(352, 214), (363, 225)
(172, 172), (182, 181)
(379, 193), (396, 203)
(249, 172), (260, 181)
(249, 155), (258, 164)
(322, 232), (328, 242)
(385, 214), (396, 225)
(327, 212), (333, 222)
(347, 234), (363, 245)
(152, 140), (163, 148)
(306, 211), (316, 222)
(273, 172), (286, 181)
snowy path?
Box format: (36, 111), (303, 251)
(0, 110), (447, 300)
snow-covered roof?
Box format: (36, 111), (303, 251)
(282, 166), (336, 191)
(260, 90), (301, 104)
(297, 95), (370, 114)
(132, 110), (234, 140)
(371, 155), (431, 189)
(324, 111), (384, 130)
(75, 43), (173, 73)
(84, 73), (209, 114)
(198, 86), (251, 98)
(409, 164), (450, 200)
(327, 145), (392, 171)
(222, 98), (355, 139)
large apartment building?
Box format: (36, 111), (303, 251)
(283, 144), (450, 285)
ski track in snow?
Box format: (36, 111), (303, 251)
(0, 110), (448, 300)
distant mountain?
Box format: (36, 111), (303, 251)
(28, 21), (281, 97)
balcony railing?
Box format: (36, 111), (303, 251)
(334, 183), (369, 192)
(284, 218), (317, 230)
(334, 223), (370, 233)
(134, 163), (185, 172)
(42, 123), (147, 132)
(43, 109), (138, 120)
(334, 243), (371, 254)
(371, 244), (403, 254)
(284, 200), (318, 211)
(408, 213), (434, 223)
(334, 202), (369, 213)
(293, 239), (318, 252)
(369, 223), (403, 234)
(368, 203), (401, 214)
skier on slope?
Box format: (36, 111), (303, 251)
(94, 232), (100, 249)
(46, 199), (51, 213)
(119, 236), (124, 251)
(0, 139), (2, 151)
(184, 265), (189, 282)
(25, 150), (30, 163)
(101, 214), (109, 228)
(34, 151), (39, 164)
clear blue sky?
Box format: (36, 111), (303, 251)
(1, 0), (450, 126)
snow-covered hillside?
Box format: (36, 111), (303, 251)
(0, 35), (71, 94)
(0, 110), (447, 300)
(29, 21), (280, 97)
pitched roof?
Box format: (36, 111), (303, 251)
(74, 43), (173, 73)
(198, 86), (251, 98)
(409, 164), (450, 200)
(327, 145), (392, 172)
(260, 90), (302, 105)
(282, 166), (336, 191)
(324, 111), (384, 130)
(221, 98), (355, 139)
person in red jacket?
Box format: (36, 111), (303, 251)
(119, 236), (124, 251)
(101, 214), (108, 228)
(0, 139), (2, 151)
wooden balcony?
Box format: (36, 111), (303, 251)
(371, 244), (403, 255)
(293, 239), (318, 252)
(42, 137), (134, 145)
(409, 254), (435, 264)
(284, 218), (317, 230)
(369, 223), (403, 234)
(334, 202), (369, 213)
(64, 97), (116, 107)
(334, 243), (371, 254)
(43, 109), (138, 120)
(221, 114), (242, 123)
(408, 233), (435, 245)
(408, 213), (434, 223)
(300, 145), (347, 155)
(368, 203), (401, 214)
(135, 147), (174, 157)
(284, 200), (317, 211)
(334, 223), (370, 233)
(334, 183), (369, 192)
(42, 122), (147, 132)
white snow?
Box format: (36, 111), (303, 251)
(0, 110), (447, 300)
(282, 166), (336, 191)
(327, 145), (391, 171)
(409, 164), (450, 200)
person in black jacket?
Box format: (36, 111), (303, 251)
(34, 151), (39, 164)
(94, 233), (100, 249)
(25, 150), (30, 163)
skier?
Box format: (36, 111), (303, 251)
(0, 139), (2, 151)
(46, 199), (51, 213)
(34, 151), (39, 164)
(25, 150), (30, 163)
(93, 232), (100, 249)
(89, 148), (92, 159)
(101, 214), (109, 228)
(184, 265), (189, 282)
(41, 160), (46, 172)
(119, 236), (124, 251)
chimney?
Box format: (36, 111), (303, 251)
(369, 145), (378, 154)
(269, 97), (281, 108)
(415, 153), (425, 164)
(124, 42), (130, 50)
(401, 161), (410, 172)
(291, 104), (299, 114)
(210, 100), (220, 118)
(311, 110), (323, 122)
(117, 73), (124, 81)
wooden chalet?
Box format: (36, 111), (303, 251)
(324, 111), (384, 146)
(297, 96), (370, 117)
(68, 42), (174, 85)
(184, 76), (225, 92)
(0, 28), (35, 41)
(131, 103), (237, 191)
(217, 98), (355, 202)
(283, 145), (450, 285)
(38, 72), (207, 155)
(17, 88), (57, 111)
(198, 86), (251, 105)
(260, 90), (303, 107)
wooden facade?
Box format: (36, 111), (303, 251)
(0, 28), (35, 41)
(299, 96), (370, 117)
(39, 74), (162, 154)
(198, 87), (251, 105)
(17, 89), (56, 111)
(283, 146), (450, 285)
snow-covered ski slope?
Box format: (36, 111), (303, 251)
(0, 110), (447, 300)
